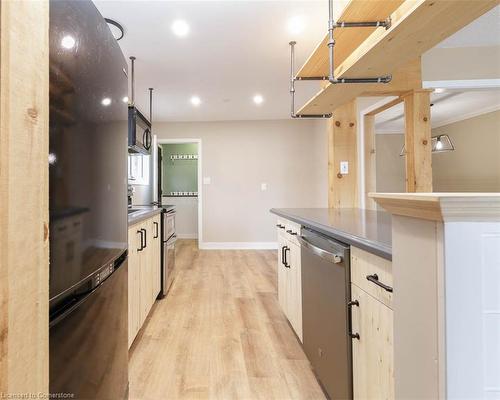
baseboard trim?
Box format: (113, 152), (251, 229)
(177, 233), (198, 239)
(199, 242), (278, 250)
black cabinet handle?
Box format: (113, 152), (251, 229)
(281, 246), (285, 265)
(348, 299), (360, 340)
(137, 230), (144, 252)
(141, 228), (147, 249)
(276, 224), (285, 229)
(154, 222), (159, 238)
(284, 246), (291, 268)
(366, 274), (393, 293)
(286, 229), (297, 236)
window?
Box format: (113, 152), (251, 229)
(128, 154), (150, 185)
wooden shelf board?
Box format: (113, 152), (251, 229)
(297, 0), (498, 115)
(297, 0), (404, 78)
(298, 57), (421, 115)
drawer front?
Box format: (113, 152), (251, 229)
(276, 217), (300, 246)
(351, 246), (393, 309)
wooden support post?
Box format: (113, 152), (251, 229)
(364, 114), (377, 209)
(328, 99), (358, 208)
(0, 0), (49, 394)
(403, 90), (433, 192)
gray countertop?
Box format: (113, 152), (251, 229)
(270, 208), (392, 260)
(128, 206), (163, 226)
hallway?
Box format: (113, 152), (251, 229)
(128, 240), (325, 400)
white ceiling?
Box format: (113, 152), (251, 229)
(93, 0), (327, 122)
(374, 89), (500, 133)
(436, 6), (500, 48)
(93, 1), (500, 122)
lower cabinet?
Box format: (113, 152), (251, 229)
(276, 219), (302, 341)
(350, 254), (394, 400)
(128, 214), (161, 348)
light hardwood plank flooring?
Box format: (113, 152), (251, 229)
(129, 239), (325, 400)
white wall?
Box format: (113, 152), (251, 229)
(154, 119), (328, 245)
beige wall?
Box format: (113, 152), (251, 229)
(375, 110), (500, 193)
(432, 110), (500, 192)
(376, 134), (406, 193)
(154, 119), (328, 243)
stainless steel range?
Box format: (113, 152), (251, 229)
(160, 207), (176, 297)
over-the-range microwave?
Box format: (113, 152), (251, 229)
(128, 106), (152, 155)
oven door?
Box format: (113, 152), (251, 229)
(161, 235), (177, 297)
(163, 211), (176, 242)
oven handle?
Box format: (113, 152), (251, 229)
(297, 235), (342, 264)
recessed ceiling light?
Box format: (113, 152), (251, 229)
(287, 16), (305, 35)
(122, 96), (129, 103)
(253, 94), (264, 105)
(190, 96), (201, 106)
(172, 20), (190, 37)
(61, 35), (76, 49)
(101, 97), (112, 106)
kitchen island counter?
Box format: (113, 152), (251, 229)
(270, 208), (392, 260)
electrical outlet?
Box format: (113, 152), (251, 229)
(261, 183), (267, 191)
(203, 177), (211, 185)
(340, 161), (349, 175)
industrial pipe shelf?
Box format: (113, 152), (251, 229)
(293, 0), (498, 116)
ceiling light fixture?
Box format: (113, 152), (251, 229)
(172, 20), (190, 37)
(253, 94), (264, 105)
(101, 97), (112, 106)
(400, 134), (455, 156)
(61, 35), (76, 49)
(287, 16), (305, 35)
(190, 96), (201, 106)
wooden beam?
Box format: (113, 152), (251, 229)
(328, 99), (358, 208)
(364, 114), (377, 210)
(365, 95), (406, 117)
(297, 0), (404, 78)
(298, 57), (422, 115)
(403, 90), (433, 192)
(0, 0), (49, 394)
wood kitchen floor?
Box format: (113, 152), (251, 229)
(129, 239), (325, 400)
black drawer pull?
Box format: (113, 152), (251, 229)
(366, 274), (393, 293)
(348, 299), (360, 340)
(137, 230), (144, 252)
(286, 229), (297, 236)
(284, 246), (291, 268)
(276, 224), (285, 229)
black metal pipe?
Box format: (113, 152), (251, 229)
(129, 56), (136, 105)
(148, 88), (153, 123)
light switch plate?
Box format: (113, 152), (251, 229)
(261, 183), (267, 191)
(203, 177), (211, 185)
(340, 161), (349, 175)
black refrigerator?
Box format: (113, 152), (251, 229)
(49, 1), (129, 399)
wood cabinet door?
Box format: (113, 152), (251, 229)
(128, 225), (141, 348)
(351, 284), (394, 400)
(151, 215), (161, 301)
(277, 234), (288, 315)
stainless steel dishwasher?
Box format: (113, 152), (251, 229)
(298, 227), (352, 400)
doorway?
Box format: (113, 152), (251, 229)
(157, 139), (202, 245)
